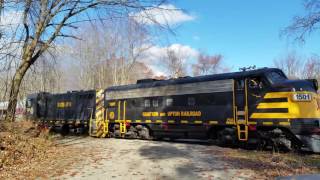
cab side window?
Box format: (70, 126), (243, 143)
(188, 97), (196, 106)
(152, 99), (159, 107)
(248, 77), (264, 90)
(144, 99), (151, 107)
(166, 98), (173, 106)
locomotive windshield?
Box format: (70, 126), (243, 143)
(265, 71), (287, 84)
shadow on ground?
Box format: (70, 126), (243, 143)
(139, 144), (189, 159)
(137, 140), (302, 179)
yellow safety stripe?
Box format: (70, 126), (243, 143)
(279, 121), (290, 126)
(248, 121), (257, 125)
(262, 122), (273, 125)
(209, 121), (218, 124)
(257, 102), (288, 109)
(251, 113), (294, 119)
(168, 120), (175, 123)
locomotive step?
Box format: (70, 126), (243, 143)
(237, 119), (247, 124)
(237, 111), (246, 115)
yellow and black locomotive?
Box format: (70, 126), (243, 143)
(26, 68), (320, 152)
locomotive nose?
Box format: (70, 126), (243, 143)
(272, 79), (317, 92)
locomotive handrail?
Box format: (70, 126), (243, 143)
(88, 108), (94, 136)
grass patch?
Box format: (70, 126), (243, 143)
(224, 148), (320, 178)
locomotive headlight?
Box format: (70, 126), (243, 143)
(292, 93), (312, 102)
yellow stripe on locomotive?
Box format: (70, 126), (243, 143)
(251, 91), (320, 119)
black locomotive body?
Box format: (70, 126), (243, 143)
(104, 68), (320, 152)
(26, 90), (96, 131)
(104, 77), (234, 140)
(26, 68), (320, 152)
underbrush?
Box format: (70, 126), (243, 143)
(0, 120), (61, 179)
(226, 149), (320, 178)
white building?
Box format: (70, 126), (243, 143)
(0, 101), (26, 119)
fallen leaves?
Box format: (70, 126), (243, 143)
(1, 122), (319, 180)
(0, 120), (84, 179)
(213, 148), (320, 178)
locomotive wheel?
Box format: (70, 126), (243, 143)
(61, 124), (70, 136)
(216, 128), (236, 147)
(139, 127), (150, 140)
(135, 125), (143, 131)
(125, 131), (138, 139)
(153, 136), (163, 141)
(216, 130), (226, 146)
(271, 137), (292, 153)
(114, 130), (121, 138)
(125, 126), (138, 139)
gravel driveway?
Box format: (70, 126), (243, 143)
(55, 137), (254, 180)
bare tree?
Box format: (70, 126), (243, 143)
(22, 54), (61, 93)
(274, 52), (320, 81)
(284, 0), (320, 42)
(0, 0), (171, 122)
(163, 49), (186, 78)
(274, 52), (302, 79)
(192, 53), (223, 76)
(302, 54), (320, 80)
(127, 61), (154, 82)
(69, 18), (153, 90)
(153, 75), (167, 80)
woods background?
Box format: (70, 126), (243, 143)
(0, 0), (320, 121)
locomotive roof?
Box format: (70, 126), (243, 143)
(106, 67), (282, 92)
(27, 90), (96, 99)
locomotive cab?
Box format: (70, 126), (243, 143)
(25, 92), (48, 120)
(245, 68), (320, 152)
(25, 93), (39, 120)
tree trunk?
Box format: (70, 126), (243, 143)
(5, 62), (30, 122)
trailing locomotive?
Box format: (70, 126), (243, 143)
(26, 68), (320, 152)
(26, 90), (96, 133)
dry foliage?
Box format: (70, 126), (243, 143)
(0, 121), (49, 176)
(274, 52), (320, 84)
(192, 53), (224, 76)
(221, 149), (320, 178)
(0, 120), (83, 179)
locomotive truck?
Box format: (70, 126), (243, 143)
(26, 68), (320, 152)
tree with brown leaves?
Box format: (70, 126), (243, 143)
(192, 53), (224, 76)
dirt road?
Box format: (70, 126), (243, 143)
(55, 137), (254, 180)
